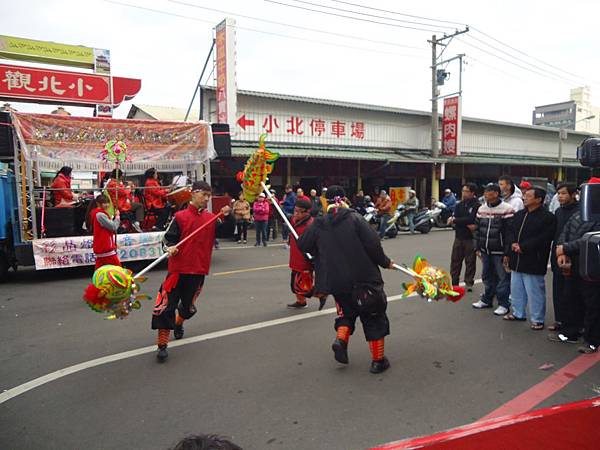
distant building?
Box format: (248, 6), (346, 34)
(533, 86), (600, 133)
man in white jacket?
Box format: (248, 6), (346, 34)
(499, 175), (524, 212)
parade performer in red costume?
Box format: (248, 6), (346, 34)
(91, 195), (121, 269)
(287, 198), (326, 310)
(152, 181), (231, 362)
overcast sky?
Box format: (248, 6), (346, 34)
(2, 0), (599, 124)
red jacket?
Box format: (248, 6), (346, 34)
(91, 208), (117, 256)
(144, 178), (168, 209)
(106, 179), (132, 211)
(253, 199), (270, 221)
(289, 215), (314, 271)
(51, 173), (74, 205)
(166, 204), (217, 275)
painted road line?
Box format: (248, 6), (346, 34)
(213, 264), (288, 276)
(481, 351), (600, 420)
(0, 287), (427, 404)
(0, 279), (480, 404)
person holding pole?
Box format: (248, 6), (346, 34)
(297, 185), (395, 374)
(151, 181), (231, 362)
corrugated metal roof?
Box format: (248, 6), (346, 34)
(128, 104), (200, 122)
(201, 86), (597, 137)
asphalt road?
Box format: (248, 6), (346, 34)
(1, 229), (599, 450)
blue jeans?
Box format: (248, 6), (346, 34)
(407, 210), (416, 233)
(281, 212), (292, 241)
(378, 214), (391, 238)
(255, 220), (268, 244)
(480, 253), (510, 308)
(510, 271), (546, 323)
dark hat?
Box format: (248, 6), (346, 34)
(295, 198), (312, 210)
(325, 185), (346, 201)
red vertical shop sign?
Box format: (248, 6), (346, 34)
(215, 18), (237, 126)
(441, 96), (461, 156)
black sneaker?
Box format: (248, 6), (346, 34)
(332, 338), (349, 364)
(466, 285), (474, 292)
(263, 241), (267, 247)
(547, 332), (579, 344)
(578, 342), (598, 354)
(370, 356), (390, 374)
(318, 297), (327, 311)
(174, 324), (184, 340)
(287, 301), (307, 309)
(156, 345), (168, 362)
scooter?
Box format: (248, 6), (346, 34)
(365, 205), (398, 238)
(430, 202), (452, 228)
(386, 204), (432, 234)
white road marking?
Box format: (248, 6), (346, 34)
(0, 279), (482, 404)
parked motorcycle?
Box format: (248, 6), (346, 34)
(386, 204), (432, 234)
(430, 202), (452, 228)
(365, 205), (398, 238)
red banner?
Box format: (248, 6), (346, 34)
(0, 63), (140, 107)
(441, 96), (461, 157)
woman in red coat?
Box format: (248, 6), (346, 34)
(142, 168), (170, 230)
(51, 166), (78, 206)
(287, 198), (326, 310)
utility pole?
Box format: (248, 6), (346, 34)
(429, 27), (469, 201)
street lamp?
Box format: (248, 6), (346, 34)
(558, 114), (596, 181)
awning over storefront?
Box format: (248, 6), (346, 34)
(232, 146), (434, 163)
(449, 153), (581, 168)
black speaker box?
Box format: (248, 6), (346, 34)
(211, 123), (231, 159)
(0, 111), (15, 158)
(36, 207), (77, 237)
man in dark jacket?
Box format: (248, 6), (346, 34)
(298, 185), (394, 374)
(472, 183), (515, 315)
(552, 178), (600, 353)
(549, 183), (579, 331)
(280, 185), (297, 243)
(503, 188), (556, 329)
(448, 183), (480, 291)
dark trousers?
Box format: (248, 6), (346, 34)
(560, 275), (585, 339)
(333, 293), (390, 341)
(551, 267), (567, 324)
(267, 216), (277, 240)
(281, 213), (292, 241)
(255, 220), (268, 244)
(450, 238), (476, 286)
(235, 219), (248, 241)
(151, 274), (205, 330)
(150, 206), (170, 229)
(581, 281), (600, 346)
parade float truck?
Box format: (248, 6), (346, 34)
(0, 111), (217, 282)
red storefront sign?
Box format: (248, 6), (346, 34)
(0, 63), (141, 107)
(441, 96), (461, 156)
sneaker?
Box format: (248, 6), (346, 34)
(254, 242), (260, 247)
(493, 306), (509, 316)
(237, 240), (242, 244)
(243, 240), (247, 244)
(283, 244), (290, 250)
(472, 300), (492, 309)
(263, 242), (267, 247)
(318, 297), (327, 311)
(156, 345), (168, 362)
(332, 338), (349, 364)
(578, 342), (598, 354)
(370, 356), (390, 374)
(287, 301), (307, 309)
(466, 285), (474, 292)
(547, 332), (579, 344)
(174, 324), (184, 340)
(132, 221), (143, 233)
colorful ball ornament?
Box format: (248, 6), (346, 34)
(101, 139), (129, 164)
(83, 265), (150, 319)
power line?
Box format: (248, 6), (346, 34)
(103, 1), (427, 58)
(470, 26), (600, 85)
(263, 0), (450, 34)
(325, 0), (599, 87)
(329, 0), (466, 26)
(464, 33), (590, 87)
(168, 0), (424, 50)
(456, 37), (579, 88)
(283, 0), (457, 30)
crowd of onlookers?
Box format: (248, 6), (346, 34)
(447, 175), (600, 354)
